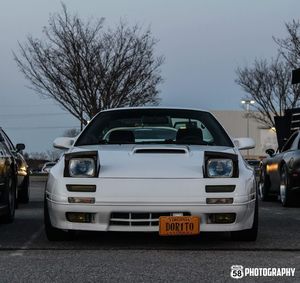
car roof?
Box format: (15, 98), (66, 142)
(100, 106), (209, 113)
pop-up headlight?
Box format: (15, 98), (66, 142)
(207, 159), (233, 178)
(64, 151), (98, 178)
(204, 151), (238, 178)
(69, 158), (95, 177)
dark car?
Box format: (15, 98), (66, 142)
(246, 159), (261, 180)
(0, 134), (17, 223)
(0, 128), (30, 203)
(259, 130), (300, 206)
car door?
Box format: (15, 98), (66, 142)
(0, 139), (15, 189)
(0, 142), (7, 187)
(0, 129), (24, 186)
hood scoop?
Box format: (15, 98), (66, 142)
(133, 147), (188, 154)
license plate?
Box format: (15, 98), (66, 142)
(159, 216), (200, 236)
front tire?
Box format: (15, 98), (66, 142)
(259, 169), (271, 201)
(18, 175), (30, 204)
(44, 196), (73, 241)
(231, 196), (258, 241)
(0, 176), (16, 224)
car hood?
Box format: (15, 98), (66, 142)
(69, 144), (237, 178)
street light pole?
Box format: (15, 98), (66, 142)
(241, 99), (255, 157)
(246, 102), (250, 138)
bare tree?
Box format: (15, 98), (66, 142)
(63, 128), (80, 138)
(236, 21), (300, 128)
(236, 57), (300, 128)
(14, 4), (164, 125)
(30, 152), (49, 160)
(274, 20), (300, 68)
(46, 149), (62, 161)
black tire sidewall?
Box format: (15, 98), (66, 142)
(259, 170), (270, 201)
(0, 175), (16, 223)
(280, 165), (291, 207)
(18, 175), (30, 203)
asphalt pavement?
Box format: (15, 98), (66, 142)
(0, 176), (300, 282)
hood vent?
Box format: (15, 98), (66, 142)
(133, 148), (188, 154)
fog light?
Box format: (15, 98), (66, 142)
(68, 197), (95, 204)
(66, 185), (96, 192)
(66, 212), (94, 223)
(206, 198), (233, 204)
(209, 213), (236, 224)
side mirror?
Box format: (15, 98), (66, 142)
(16, 143), (25, 152)
(233, 137), (255, 150)
(53, 137), (74, 150)
(265, 148), (275, 157)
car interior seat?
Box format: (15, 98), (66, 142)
(176, 128), (204, 144)
(109, 130), (135, 144)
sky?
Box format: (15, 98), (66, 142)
(0, 0), (299, 153)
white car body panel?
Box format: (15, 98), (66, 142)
(46, 107), (256, 234)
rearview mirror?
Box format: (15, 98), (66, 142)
(53, 137), (74, 150)
(265, 148), (275, 157)
(233, 137), (255, 150)
(16, 143), (25, 152)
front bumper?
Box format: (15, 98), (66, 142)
(47, 201), (255, 232)
(46, 172), (256, 233)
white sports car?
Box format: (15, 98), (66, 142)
(45, 107), (257, 241)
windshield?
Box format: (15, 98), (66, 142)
(75, 109), (233, 147)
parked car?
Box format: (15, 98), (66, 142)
(260, 130), (300, 206)
(0, 133), (17, 223)
(41, 162), (56, 174)
(45, 107), (257, 241)
(0, 128), (30, 203)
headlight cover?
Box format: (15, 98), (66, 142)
(207, 159), (233, 178)
(204, 151), (239, 178)
(69, 158), (95, 177)
(64, 151), (98, 178)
